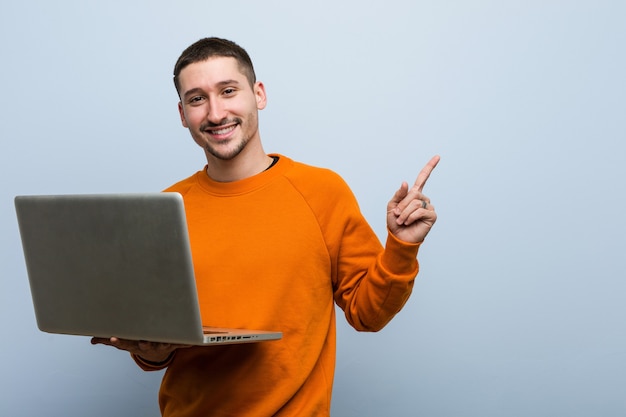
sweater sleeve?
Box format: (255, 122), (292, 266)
(344, 231), (420, 331)
(131, 352), (175, 371)
(334, 218), (420, 332)
(295, 167), (421, 332)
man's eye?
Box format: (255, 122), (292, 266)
(189, 96), (205, 104)
(223, 88), (235, 95)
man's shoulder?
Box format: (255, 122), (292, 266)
(280, 156), (354, 200)
(162, 170), (202, 194)
(283, 157), (347, 186)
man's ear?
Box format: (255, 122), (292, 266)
(254, 82), (267, 110)
(178, 102), (188, 127)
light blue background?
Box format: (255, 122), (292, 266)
(2, 1), (625, 416)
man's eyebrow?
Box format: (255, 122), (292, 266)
(182, 80), (241, 99)
(216, 79), (241, 87)
(182, 87), (204, 100)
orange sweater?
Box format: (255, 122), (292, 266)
(134, 155), (420, 416)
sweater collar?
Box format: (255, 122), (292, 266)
(193, 154), (292, 196)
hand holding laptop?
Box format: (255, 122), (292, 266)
(91, 337), (191, 363)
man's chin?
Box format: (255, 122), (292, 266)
(204, 143), (247, 161)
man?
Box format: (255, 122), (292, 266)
(93, 37), (439, 416)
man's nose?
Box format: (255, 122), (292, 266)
(207, 100), (227, 124)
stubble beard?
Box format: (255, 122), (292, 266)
(204, 138), (248, 161)
(197, 116), (254, 161)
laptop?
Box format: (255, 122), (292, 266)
(14, 192), (282, 346)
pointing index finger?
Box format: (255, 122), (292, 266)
(414, 155), (440, 192)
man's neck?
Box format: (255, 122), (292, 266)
(204, 146), (273, 183)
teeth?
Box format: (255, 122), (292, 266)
(210, 126), (235, 135)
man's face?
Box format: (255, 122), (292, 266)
(177, 57), (266, 161)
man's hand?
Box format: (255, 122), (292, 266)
(387, 155), (440, 244)
(91, 337), (190, 363)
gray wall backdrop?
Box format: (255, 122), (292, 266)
(2, 1), (625, 416)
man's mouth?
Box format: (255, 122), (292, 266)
(202, 119), (241, 137)
(208, 125), (237, 135)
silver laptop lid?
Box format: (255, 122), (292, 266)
(14, 193), (206, 344)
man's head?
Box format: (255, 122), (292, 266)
(173, 37), (256, 97)
(174, 38), (267, 170)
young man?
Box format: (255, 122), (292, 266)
(93, 37), (439, 416)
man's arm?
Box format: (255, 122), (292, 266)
(334, 155), (440, 331)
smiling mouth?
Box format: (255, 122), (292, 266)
(202, 119), (241, 137)
(208, 125), (237, 135)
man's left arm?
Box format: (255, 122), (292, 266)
(335, 156), (440, 331)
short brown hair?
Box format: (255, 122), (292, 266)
(173, 37), (256, 97)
